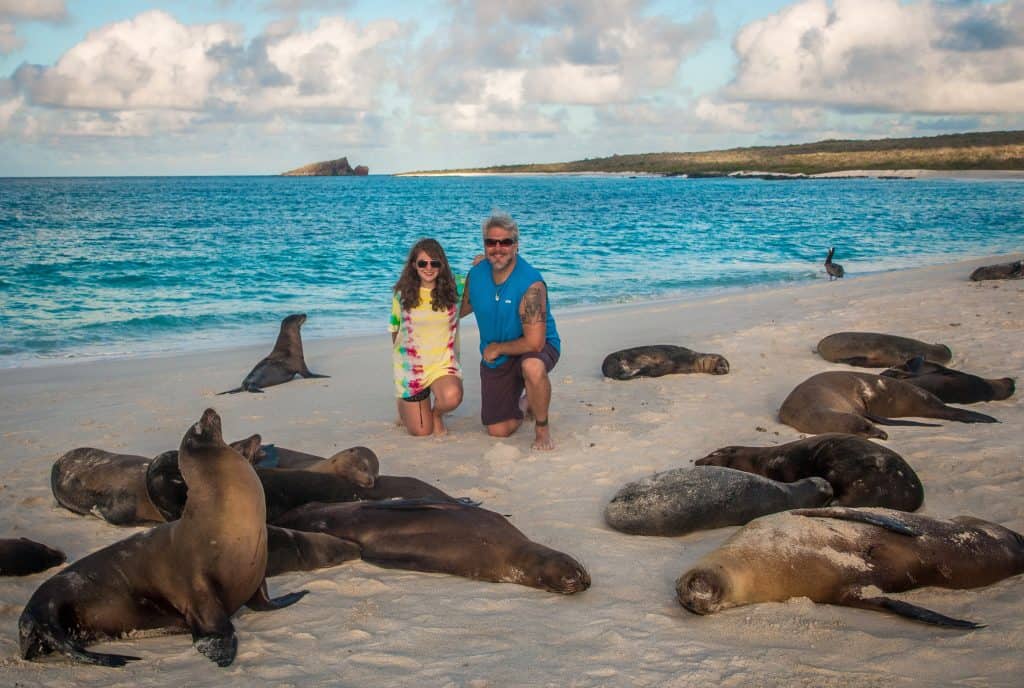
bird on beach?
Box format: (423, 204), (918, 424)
(825, 247), (845, 280)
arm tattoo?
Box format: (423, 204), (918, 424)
(521, 284), (546, 325)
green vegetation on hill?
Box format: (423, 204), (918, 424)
(400, 130), (1024, 176)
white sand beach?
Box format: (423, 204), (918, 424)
(1, 253), (1021, 687)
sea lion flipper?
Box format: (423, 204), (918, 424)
(359, 497), (464, 511)
(863, 414), (941, 428)
(244, 579), (309, 611)
(848, 595), (984, 629)
(301, 371), (330, 379)
(216, 387), (244, 395)
(194, 631), (238, 668)
(790, 507), (920, 536)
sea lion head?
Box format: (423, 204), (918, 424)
(282, 313), (307, 330)
(694, 446), (753, 470)
(324, 446), (380, 488)
(517, 546), (591, 594)
(676, 565), (731, 615)
(601, 352), (634, 379)
(182, 408), (225, 453)
(231, 434), (263, 465)
(700, 354), (730, 375)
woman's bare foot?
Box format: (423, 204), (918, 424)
(432, 410), (448, 436)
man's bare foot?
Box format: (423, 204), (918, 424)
(432, 410), (448, 436)
(531, 419), (554, 451)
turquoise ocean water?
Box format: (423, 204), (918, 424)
(1, 175), (1022, 368)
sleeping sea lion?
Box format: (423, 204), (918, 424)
(265, 525), (362, 577)
(51, 435), (262, 526)
(219, 313), (329, 394)
(604, 466), (832, 536)
(817, 332), (952, 367)
(778, 371), (998, 439)
(676, 507), (1024, 628)
(601, 345), (729, 380)
(695, 433), (923, 511)
(970, 259), (1023, 281)
(0, 538), (66, 577)
(274, 499), (591, 594)
(19, 409), (306, 667)
(881, 357), (1015, 404)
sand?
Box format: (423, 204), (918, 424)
(1, 252), (1021, 687)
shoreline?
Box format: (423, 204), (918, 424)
(1, 251), (1021, 686)
(395, 168), (1024, 180)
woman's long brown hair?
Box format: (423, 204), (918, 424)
(393, 238), (458, 312)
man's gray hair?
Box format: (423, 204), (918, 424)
(481, 212), (519, 242)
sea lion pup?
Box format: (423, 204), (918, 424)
(604, 466), (832, 536)
(778, 371), (998, 440)
(817, 331), (952, 367)
(970, 259), (1023, 281)
(695, 434), (923, 511)
(19, 409), (306, 668)
(274, 499), (591, 594)
(881, 356), (1016, 404)
(0, 538), (66, 576)
(256, 444), (379, 487)
(265, 525), (361, 577)
(601, 345), (729, 380)
(824, 247), (844, 280)
(51, 435), (263, 527)
(219, 313), (329, 394)
(147, 445), (459, 523)
(676, 507), (1024, 628)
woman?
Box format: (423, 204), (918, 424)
(389, 238), (465, 436)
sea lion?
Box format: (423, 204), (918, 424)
(676, 507), (1024, 628)
(817, 332), (952, 367)
(256, 444), (379, 486)
(778, 371), (998, 440)
(970, 259), (1023, 281)
(824, 247), (844, 280)
(147, 446), (458, 523)
(51, 435), (263, 527)
(219, 313), (329, 394)
(19, 409), (306, 667)
(601, 345), (729, 380)
(265, 525), (361, 577)
(0, 538), (66, 577)
(274, 499), (591, 594)
(881, 357), (1016, 404)
(604, 466), (832, 536)
(695, 433), (923, 511)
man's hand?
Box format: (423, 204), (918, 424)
(483, 343), (503, 363)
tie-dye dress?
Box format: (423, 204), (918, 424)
(389, 276), (465, 400)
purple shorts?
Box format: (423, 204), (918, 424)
(479, 342), (560, 426)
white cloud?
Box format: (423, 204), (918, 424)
(0, 22), (21, 54)
(727, 0), (1024, 114)
(0, 0), (66, 21)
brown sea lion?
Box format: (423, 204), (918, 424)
(219, 313), (329, 394)
(970, 259), (1023, 281)
(817, 332), (952, 367)
(601, 345), (730, 380)
(676, 507), (1024, 628)
(265, 525), (361, 577)
(50, 435), (262, 527)
(695, 433), (923, 511)
(604, 466), (832, 536)
(147, 446), (458, 523)
(881, 357), (1015, 404)
(0, 538), (66, 577)
(256, 444), (379, 485)
(274, 499), (591, 594)
(19, 409), (306, 667)
(778, 371), (998, 440)
(824, 247), (844, 280)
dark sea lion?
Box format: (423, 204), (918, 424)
(601, 345), (730, 380)
(219, 313), (329, 394)
(51, 435), (263, 527)
(604, 466), (832, 536)
(19, 409), (305, 667)
(0, 538), (66, 577)
(695, 433), (923, 511)
(147, 445), (457, 523)
(676, 507), (1024, 628)
(257, 445), (379, 486)
(881, 357), (1016, 404)
(824, 247), (844, 280)
(265, 525), (361, 577)
(817, 331), (952, 367)
(274, 499), (591, 593)
(778, 371), (998, 440)
(970, 259), (1023, 281)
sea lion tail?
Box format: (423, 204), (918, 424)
(939, 407), (999, 424)
(790, 507), (920, 536)
(863, 414), (941, 428)
(19, 608), (140, 667)
(845, 595), (984, 629)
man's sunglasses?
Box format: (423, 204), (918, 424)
(484, 238), (516, 247)
(417, 260), (442, 268)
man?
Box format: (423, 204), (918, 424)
(461, 213), (561, 450)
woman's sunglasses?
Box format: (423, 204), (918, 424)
(417, 260), (442, 268)
(484, 238), (516, 247)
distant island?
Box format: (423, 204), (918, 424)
(398, 130), (1024, 177)
(282, 157), (369, 176)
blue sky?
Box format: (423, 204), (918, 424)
(1, 0), (1021, 175)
